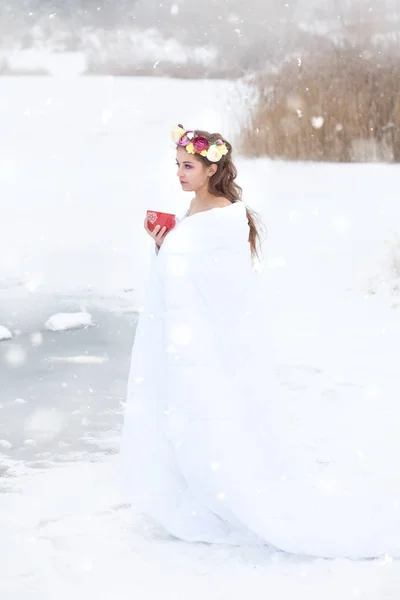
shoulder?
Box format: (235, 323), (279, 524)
(212, 197), (234, 208)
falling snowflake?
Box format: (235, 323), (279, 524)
(5, 345), (27, 367)
(228, 13), (239, 24)
(24, 408), (65, 443)
(30, 332), (43, 346)
(311, 116), (324, 129)
(26, 277), (42, 292)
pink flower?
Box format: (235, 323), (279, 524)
(178, 130), (195, 147)
(192, 136), (210, 153)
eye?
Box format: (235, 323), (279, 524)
(185, 164), (193, 169)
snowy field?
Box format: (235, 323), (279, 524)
(1, 76), (400, 598)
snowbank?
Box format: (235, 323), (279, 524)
(0, 439), (12, 449)
(0, 325), (12, 341)
(47, 354), (108, 364)
(45, 312), (94, 331)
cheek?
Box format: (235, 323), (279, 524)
(185, 165), (206, 186)
(194, 168), (207, 182)
(187, 168), (200, 181)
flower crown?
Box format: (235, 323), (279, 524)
(171, 124), (229, 163)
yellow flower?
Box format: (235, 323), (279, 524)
(171, 125), (185, 144)
(220, 143), (229, 156)
(200, 149), (208, 157)
(186, 142), (195, 154)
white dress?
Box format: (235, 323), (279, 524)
(120, 201), (400, 558)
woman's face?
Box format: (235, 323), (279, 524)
(176, 146), (215, 193)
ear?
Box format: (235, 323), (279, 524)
(208, 164), (218, 177)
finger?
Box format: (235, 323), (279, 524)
(155, 226), (166, 240)
(144, 216), (154, 233)
(155, 226), (167, 241)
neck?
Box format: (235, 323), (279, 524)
(194, 186), (216, 206)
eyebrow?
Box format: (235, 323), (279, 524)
(176, 159), (195, 165)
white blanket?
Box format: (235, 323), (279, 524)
(121, 201), (400, 558)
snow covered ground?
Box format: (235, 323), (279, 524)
(1, 76), (400, 598)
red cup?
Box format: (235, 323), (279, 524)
(146, 210), (176, 233)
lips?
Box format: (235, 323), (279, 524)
(180, 180), (187, 185)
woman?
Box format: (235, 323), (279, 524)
(121, 126), (400, 558)
(121, 125), (277, 545)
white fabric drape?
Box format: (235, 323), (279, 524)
(121, 201), (400, 558)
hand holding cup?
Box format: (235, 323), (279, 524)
(144, 210), (176, 249)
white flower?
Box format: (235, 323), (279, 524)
(206, 144), (223, 162)
(171, 125), (185, 144)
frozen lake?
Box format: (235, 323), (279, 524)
(0, 295), (136, 471)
